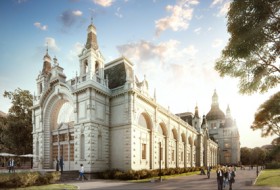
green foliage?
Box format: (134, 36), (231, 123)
(0, 171), (60, 188)
(97, 167), (201, 180)
(215, 0), (280, 94)
(265, 162), (280, 169)
(1, 88), (33, 154)
(267, 145), (280, 162)
(251, 91), (280, 137)
(241, 147), (252, 165)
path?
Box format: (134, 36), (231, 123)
(67, 167), (280, 190)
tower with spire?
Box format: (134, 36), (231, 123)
(78, 19), (105, 83)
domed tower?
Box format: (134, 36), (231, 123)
(206, 90), (225, 121)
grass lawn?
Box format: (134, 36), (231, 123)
(255, 169), (280, 187)
(15, 184), (77, 190)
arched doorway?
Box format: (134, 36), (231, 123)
(51, 101), (75, 171)
(138, 113), (153, 169)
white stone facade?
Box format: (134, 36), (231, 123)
(31, 23), (218, 172)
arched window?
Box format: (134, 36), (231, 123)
(95, 61), (99, 75)
(83, 60), (88, 74)
(80, 134), (85, 160)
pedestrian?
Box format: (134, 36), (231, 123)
(207, 166), (211, 179)
(216, 166), (224, 190)
(223, 166), (229, 189)
(8, 158), (15, 173)
(228, 167), (236, 190)
(56, 157), (59, 171)
(77, 164), (87, 181)
(59, 156), (64, 173)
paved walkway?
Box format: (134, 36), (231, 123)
(67, 167), (280, 190)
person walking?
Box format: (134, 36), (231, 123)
(59, 156), (64, 173)
(77, 164), (87, 181)
(228, 167), (236, 190)
(223, 166), (229, 189)
(56, 157), (59, 171)
(8, 158), (15, 173)
(207, 166), (211, 179)
(216, 166), (224, 190)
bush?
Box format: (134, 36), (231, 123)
(96, 166), (200, 180)
(0, 171), (60, 189)
(265, 161), (280, 169)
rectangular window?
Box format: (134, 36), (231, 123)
(142, 144), (146, 159)
(172, 150), (175, 161)
(181, 152), (183, 162)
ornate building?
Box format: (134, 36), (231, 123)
(31, 22), (218, 172)
(206, 90), (240, 165)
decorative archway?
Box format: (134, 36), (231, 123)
(41, 88), (75, 170)
(138, 112), (153, 169)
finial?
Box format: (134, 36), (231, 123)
(46, 42), (49, 54)
(91, 16), (93, 25)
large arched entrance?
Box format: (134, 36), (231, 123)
(50, 101), (75, 171)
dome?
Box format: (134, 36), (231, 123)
(206, 106), (225, 120)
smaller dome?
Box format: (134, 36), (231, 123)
(206, 106), (225, 120)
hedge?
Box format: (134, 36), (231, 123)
(0, 171), (61, 189)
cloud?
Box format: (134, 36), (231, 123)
(69, 42), (84, 61)
(155, 0), (199, 36)
(93, 0), (114, 7)
(59, 9), (83, 28)
(211, 0), (223, 6)
(212, 38), (223, 48)
(34, 22), (48, 31)
(45, 37), (60, 51)
(72, 10), (83, 16)
(115, 7), (123, 18)
(194, 27), (201, 34)
(116, 39), (201, 91)
(218, 1), (230, 16)
(16, 0), (28, 3)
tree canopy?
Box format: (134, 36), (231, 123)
(215, 0), (280, 94)
(251, 91), (280, 139)
(0, 88), (33, 154)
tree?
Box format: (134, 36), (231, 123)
(215, 0), (280, 94)
(240, 147), (252, 165)
(251, 147), (267, 165)
(2, 88), (33, 154)
(251, 92), (280, 140)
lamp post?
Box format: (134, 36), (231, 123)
(159, 142), (162, 182)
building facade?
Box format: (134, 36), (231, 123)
(206, 90), (241, 165)
(31, 22), (218, 172)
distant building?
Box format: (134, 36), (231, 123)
(31, 21), (218, 172)
(206, 90), (240, 165)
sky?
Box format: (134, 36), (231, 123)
(0, 0), (278, 148)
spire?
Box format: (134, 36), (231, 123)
(85, 18), (98, 50)
(42, 46), (52, 75)
(194, 103), (199, 118)
(226, 104), (231, 118)
(212, 89), (219, 107)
